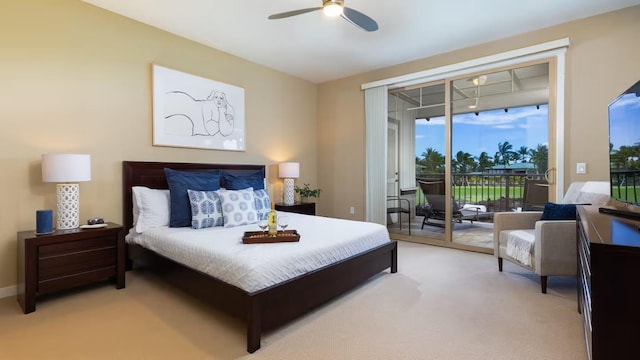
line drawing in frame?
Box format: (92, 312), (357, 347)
(152, 64), (245, 151)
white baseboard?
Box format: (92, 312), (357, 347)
(0, 285), (17, 299)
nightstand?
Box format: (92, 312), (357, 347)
(17, 222), (125, 314)
(275, 202), (316, 216)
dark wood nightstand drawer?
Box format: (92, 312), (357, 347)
(39, 247), (116, 280)
(39, 236), (116, 257)
(39, 267), (117, 294)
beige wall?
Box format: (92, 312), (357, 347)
(2, 1), (639, 291)
(317, 6), (640, 220)
(0, 1), (317, 289)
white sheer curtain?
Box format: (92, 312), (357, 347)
(364, 85), (388, 224)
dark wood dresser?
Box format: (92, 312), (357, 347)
(577, 205), (640, 360)
(17, 222), (125, 314)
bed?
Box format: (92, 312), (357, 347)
(122, 161), (397, 353)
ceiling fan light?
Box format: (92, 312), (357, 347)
(472, 75), (488, 86)
(323, 4), (343, 17)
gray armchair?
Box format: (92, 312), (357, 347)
(493, 181), (609, 293)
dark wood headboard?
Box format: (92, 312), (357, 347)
(122, 161), (265, 231)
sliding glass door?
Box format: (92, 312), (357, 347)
(387, 61), (555, 253)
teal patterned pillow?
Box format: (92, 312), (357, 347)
(253, 189), (271, 221)
(187, 190), (223, 229)
(216, 188), (258, 228)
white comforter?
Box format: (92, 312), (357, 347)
(126, 211), (391, 293)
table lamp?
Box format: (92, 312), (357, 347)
(278, 162), (299, 206)
(41, 153), (91, 229)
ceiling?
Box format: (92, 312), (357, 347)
(83, 0), (640, 84)
(392, 63), (550, 118)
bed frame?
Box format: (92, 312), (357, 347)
(122, 161), (397, 353)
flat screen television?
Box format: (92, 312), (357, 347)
(601, 80), (640, 220)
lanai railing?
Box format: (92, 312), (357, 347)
(415, 172), (547, 215)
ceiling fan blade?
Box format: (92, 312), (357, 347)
(268, 7), (322, 20)
(342, 7), (378, 32)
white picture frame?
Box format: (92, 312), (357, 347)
(152, 64), (245, 151)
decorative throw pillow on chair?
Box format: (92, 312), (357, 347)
(540, 202), (577, 220)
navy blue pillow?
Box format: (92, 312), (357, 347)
(221, 171), (264, 190)
(540, 202), (577, 220)
(165, 168), (220, 227)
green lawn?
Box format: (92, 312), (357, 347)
(416, 185), (524, 204)
(613, 186), (640, 202)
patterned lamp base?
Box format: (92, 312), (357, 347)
(56, 183), (80, 229)
(283, 178), (295, 205)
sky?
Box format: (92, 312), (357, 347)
(415, 104), (549, 159)
(608, 89), (640, 151)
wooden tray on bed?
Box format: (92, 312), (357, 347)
(243, 230), (300, 244)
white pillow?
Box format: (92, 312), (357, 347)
(187, 189), (224, 229)
(216, 187), (258, 228)
(132, 186), (170, 233)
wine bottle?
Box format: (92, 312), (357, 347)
(268, 202), (278, 236)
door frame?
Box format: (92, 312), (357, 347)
(387, 120), (400, 222)
(364, 39), (568, 229)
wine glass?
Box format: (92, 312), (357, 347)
(257, 219), (268, 234)
(278, 216), (289, 232)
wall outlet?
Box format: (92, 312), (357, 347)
(576, 162), (587, 174)
(349, 206), (355, 215)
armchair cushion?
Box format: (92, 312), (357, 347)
(534, 220), (577, 275)
(505, 229), (536, 266)
(540, 203), (577, 220)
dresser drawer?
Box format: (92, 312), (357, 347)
(39, 236), (116, 256)
(39, 247), (116, 280)
(38, 267), (116, 294)
(38, 236), (116, 280)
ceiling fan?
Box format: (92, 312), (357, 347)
(268, 0), (378, 32)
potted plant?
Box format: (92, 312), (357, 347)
(294, 183), (321, 203)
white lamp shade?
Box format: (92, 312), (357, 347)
(42, 154), (91, 183)
(279, 162), (300, 179)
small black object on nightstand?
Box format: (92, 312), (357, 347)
(275, 202), (316, 216)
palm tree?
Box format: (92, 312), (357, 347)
(529, 144), (549, 174)
(612, 145), (639, 170)
(452, 151), (475, 173)
(477, 151), (493, 171)
(420, 147), (445, 173)
(517, 146), (529, 163)
(497, 141), (515, 167)
(452, 151), (476, 186)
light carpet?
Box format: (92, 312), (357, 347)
(0, 241), (586, 359)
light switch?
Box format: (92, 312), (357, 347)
(576, 162), (587, 174)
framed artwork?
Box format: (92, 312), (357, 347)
(152, 64), (245, 151)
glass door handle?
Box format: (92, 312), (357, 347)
(544, 168), (555, 185)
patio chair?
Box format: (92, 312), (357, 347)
(522, 178), (549, 211)
(418, 180), (493, 228)
(387, 196), (411, 235)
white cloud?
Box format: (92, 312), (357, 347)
(453, 106), (547, 128)
(415, 117), (445, 126)
(610, 93), (640, 110)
